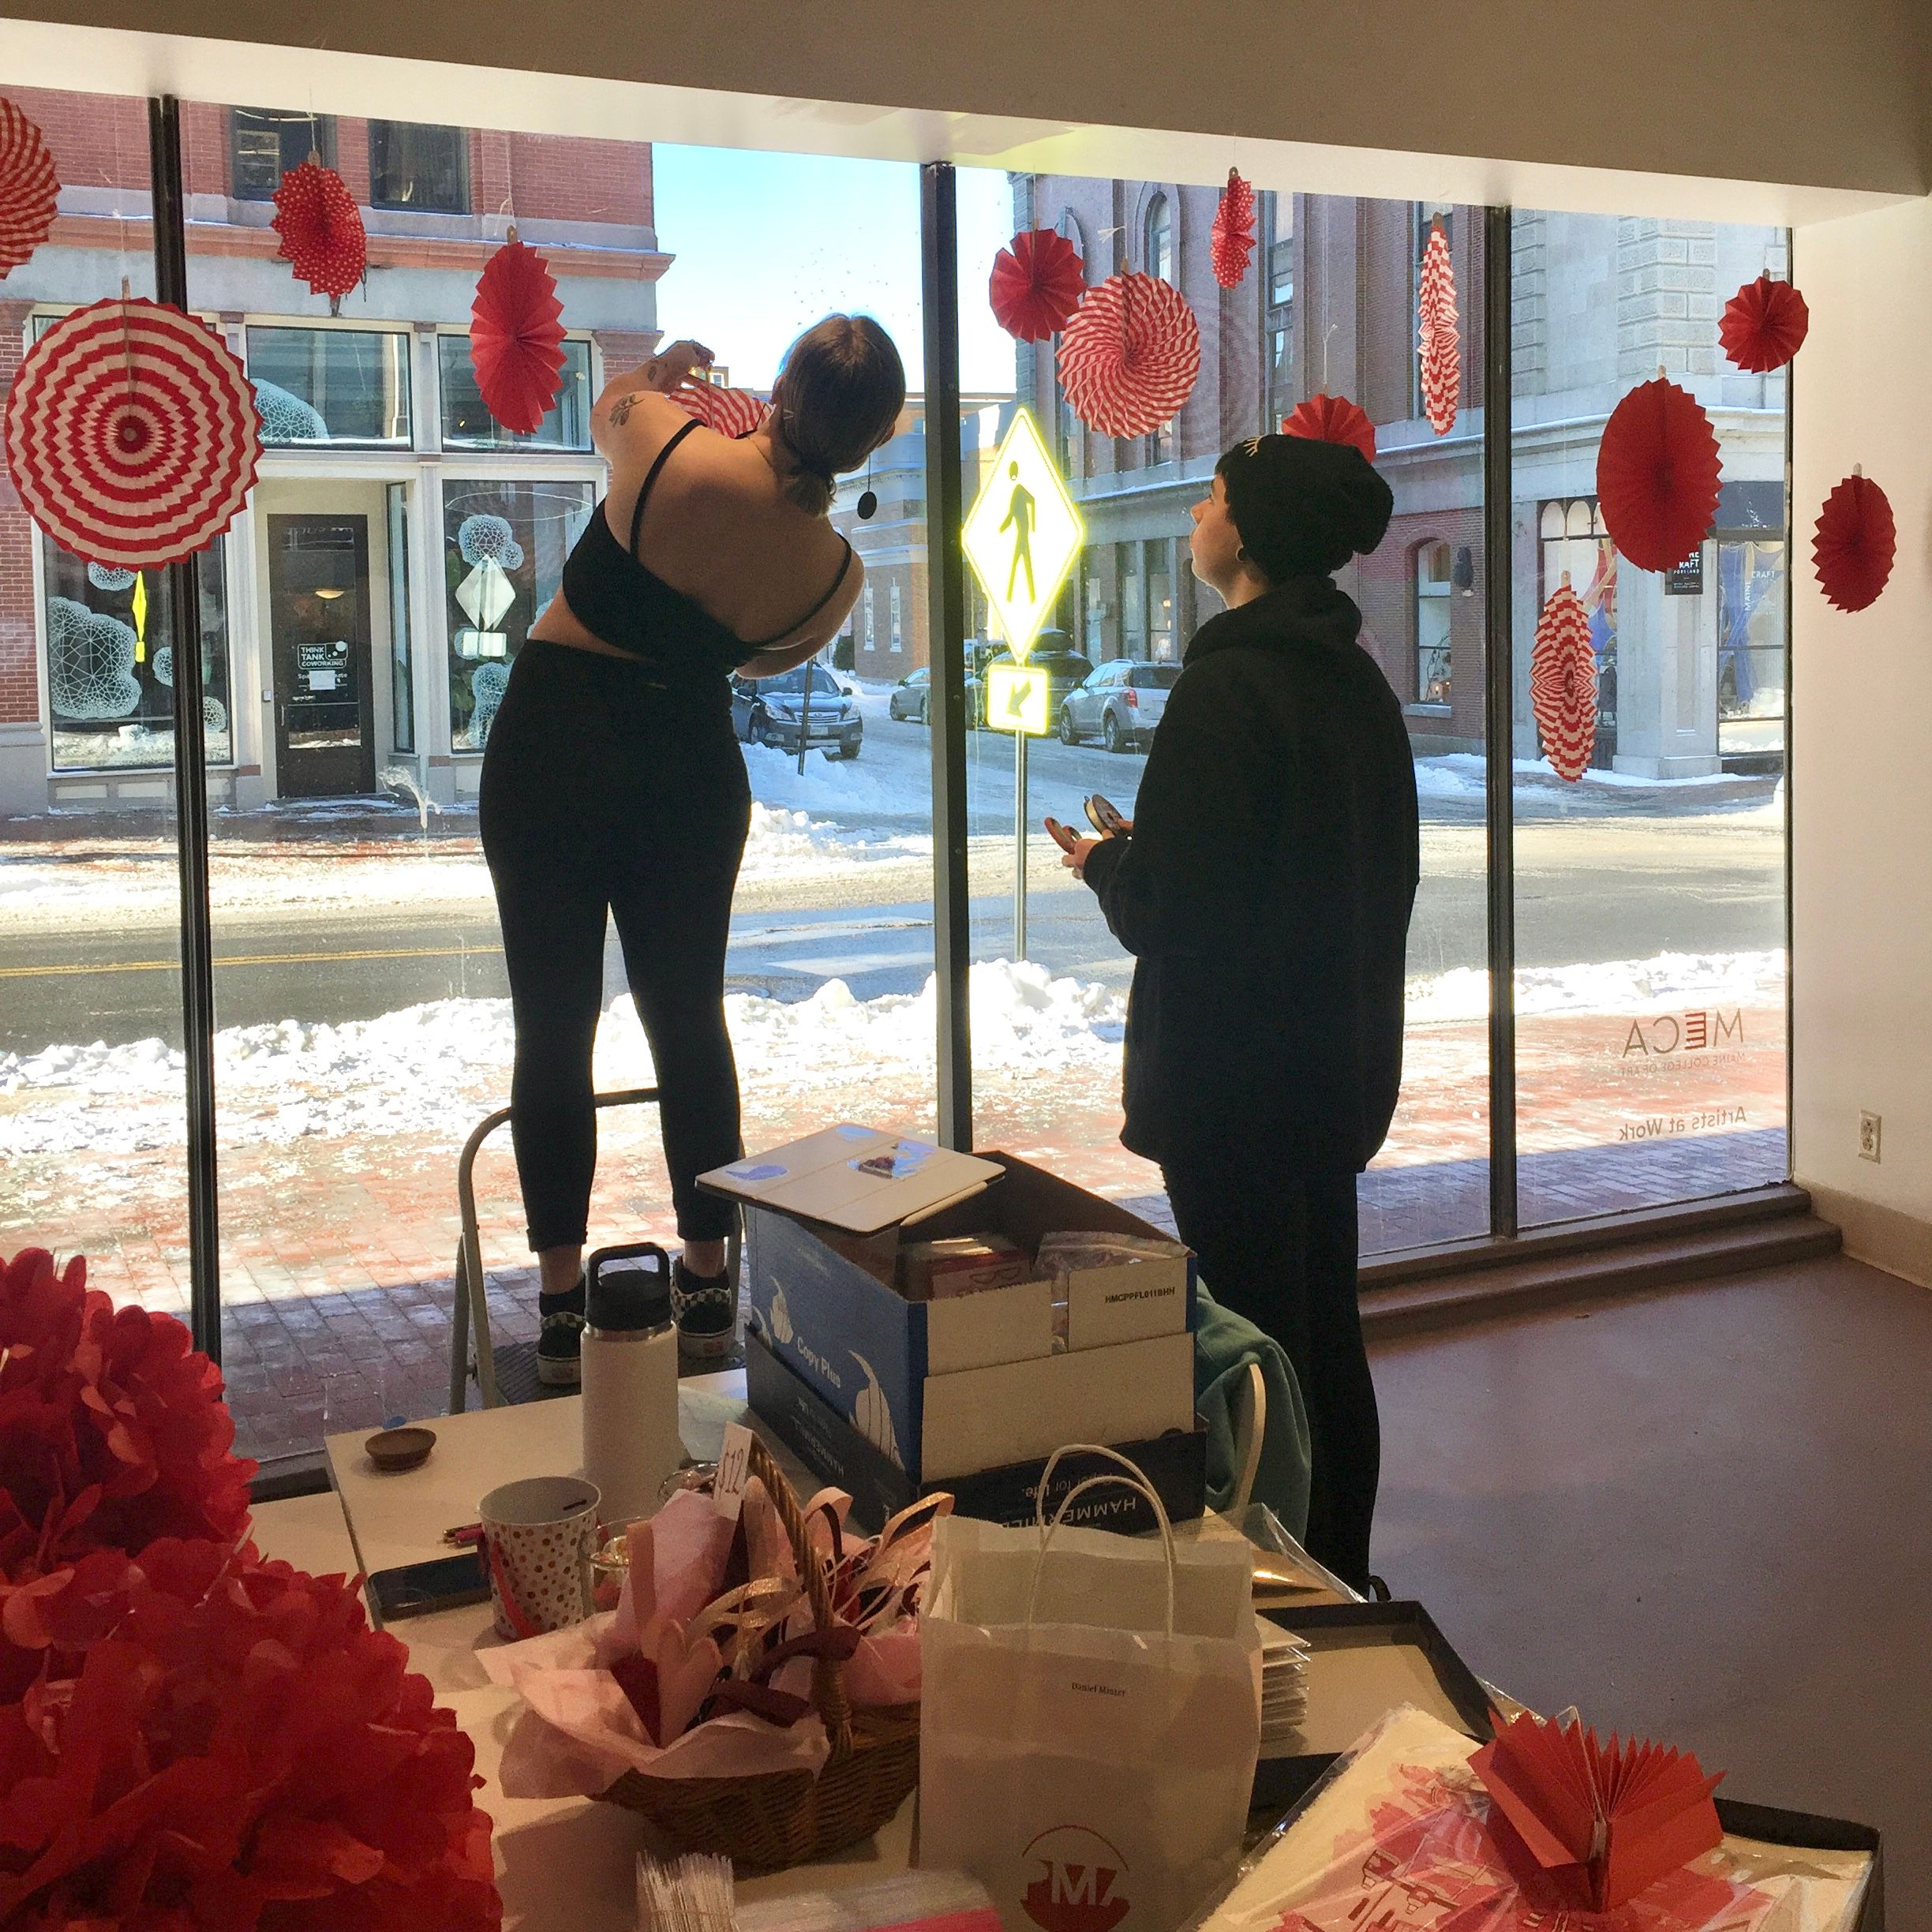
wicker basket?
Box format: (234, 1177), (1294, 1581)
(598, 1436), (921, 1870)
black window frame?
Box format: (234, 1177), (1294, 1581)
(230, 107), (336, 202)
(369, 119), (470, 215)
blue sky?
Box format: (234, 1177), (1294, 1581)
(650, 146), (1018, 396)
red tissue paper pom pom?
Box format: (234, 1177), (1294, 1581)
(989, 227), (1086, 343)
(1417, 218), (1460, 436)
(0, 1539), (502, 1932)
(1059, 272), (1202, 437)
(470, 237), (567, 435)
(1281, 391), (1378, 461)
(1530, 582), (1598, 783)
(1595, 376), (1722, 574)
(1812, 472), (1896, 613)
(672, 380), (769, 440)
(0, 96), (60, 278)
(272, 159), (368, 303)
(1719, 274), (1809, 374)
(1210, 169), (1256, 290)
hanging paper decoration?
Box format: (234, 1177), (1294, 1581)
(1058, 272), (1201, 438)
(1417, 218), (1460, 436)
(1210, 169), (1256, 289)
(1281, 391), (1378, 461)
(988, 227), (1086, 343)
(1530, 580), (1597, 782)
(1594, 376), (1722, 574)
(85, 560), (136, 593)
(0, 98), (59, 278)
(1812, 471), (1895, 613)
(3, 297), (260, 570)
(271, 158), (366, 306)
(470, 234), (567, 434)
(672, 380), (769, 440)
(1719, 272), (1809, 373)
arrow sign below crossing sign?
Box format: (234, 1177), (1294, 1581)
(986, 661), (1049, 736)
(961, 406), (1084, 662)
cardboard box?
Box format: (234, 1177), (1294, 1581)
(745, 1325), (1206, 1534)
(739, 1151), (1197, 1473)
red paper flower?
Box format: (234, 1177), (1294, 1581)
(470, 237), (566, 434)
(1813, 472), (1895, 613)
(1530, 582), (1597, 782)
(1720, 274), (1809, 373)
(1210, 169), (1256, 289)
(672, 380), (769, 440)
(1281, 391), (1378, 460)
(1595, 376), (1722, 573)
(0, 1540), (501, 1930)
(989, 228), (1086, 343)
(272, 159), (367, 304)
(1058, 272), (1201, 438)
(1418, 219), (1460, 435)
(0, 97), (59, 279)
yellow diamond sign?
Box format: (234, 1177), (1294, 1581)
(986, 660), (1050, 736)
(962, 406), (1083, 663)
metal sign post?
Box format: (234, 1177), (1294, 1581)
(1014, 728), (1028, 958)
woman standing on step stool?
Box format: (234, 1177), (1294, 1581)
(480, 317), (905, 1383)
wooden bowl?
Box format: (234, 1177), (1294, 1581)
(365, 1425), (436, 1473)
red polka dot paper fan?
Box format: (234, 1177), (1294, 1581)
(1719, 274), (1809, 374)
(1595, 376), (1722, 574)
(1812, 472), (1895, 613)
(672, 380), (769, 440)
(470, 236), (566, 434)
(990, 227), (1086, 343)
(0, 96), (59, 278)
(271, 159), (366, 302)
(1059, 272), (1201, 438)
(3, 297), (261, 569)
(1210, 169), (1256, 290)
(1531, 582), (1598, 783)
(1281, 391), (1377, 460)
(1418, 219), (1460, 436)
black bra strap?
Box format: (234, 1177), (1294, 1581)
(627, 418), (702, 558)
(743, 537), (855, 653)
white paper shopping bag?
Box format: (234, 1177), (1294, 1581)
(919, 1447), (1262, 1932)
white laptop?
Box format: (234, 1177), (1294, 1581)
(699, 1125), (1004, 1235)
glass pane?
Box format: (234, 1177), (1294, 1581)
(369, 120), (468, 213)
(387, 483), (416, 753)
(439, 335), (592, 450)
(1510, 211), (1790, 1225)
(230, 107), (334, 201)
(247, 326), (411, 444)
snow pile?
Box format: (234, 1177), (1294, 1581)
(1406, 949), (1786, 1024)
(741, 802), (929, 876)
(742, 742), (927, 821)
(1413, 754), (1767, 799)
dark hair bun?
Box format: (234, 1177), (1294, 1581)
(1215, 433), (1395, 580)
(774, 315), (908, 515)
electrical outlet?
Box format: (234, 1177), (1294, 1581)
(1859, 1111), (1882, 1163)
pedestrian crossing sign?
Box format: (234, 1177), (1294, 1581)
(961, 407), (1084, 663)
(986, 660), (1050, 736)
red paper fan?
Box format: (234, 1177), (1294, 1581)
(1595, 376), (1722, 573)
(990, 228), (1086, 343)
(1210, 169), (1256, 289)
(271, 159), (366, 303)
(1059, 272), (1201, 438)
(1719, 273), (1809, 373)
(1281, 391), (1377, 460)
(1812, 472), (1895, 612)
(3, 297), (260, 569)
(1530, 581), (1598, 782)
(672, 380), (768, 440)
(470, 236), (566, 434)
(0, 97), (59, 278)
(1418, 219), (1460, 435)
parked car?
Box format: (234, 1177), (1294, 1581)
(965, 632), (1093, 730)
(730, 663), (863, 759)
(1058, 657), (1180, 752)
(888, 666), (931, 722)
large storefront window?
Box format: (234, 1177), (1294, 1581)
(247, 326), (412, 444)
(439, 335), (593, 450)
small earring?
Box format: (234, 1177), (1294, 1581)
(1236, 546), (1249, 561)
(856, 455), (878, 522)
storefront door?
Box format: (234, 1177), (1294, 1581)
(268, 514), (376, 799)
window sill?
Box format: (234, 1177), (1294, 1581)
(1405, 702), (1453, 720)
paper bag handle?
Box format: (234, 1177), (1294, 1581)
(1024, 1447), (1178, 1637)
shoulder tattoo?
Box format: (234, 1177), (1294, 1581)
(608, 392), (643, 428)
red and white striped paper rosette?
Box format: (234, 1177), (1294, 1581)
(1058, 272), (1201, 438)
(673, 380), (768, 440)
(1418, 219), (1460, 436)
(0, 97), (59, 278)
(1530, 581), (1597, 783)
(3, 298), (261, 569)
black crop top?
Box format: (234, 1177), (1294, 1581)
(555, 420), (853, 681)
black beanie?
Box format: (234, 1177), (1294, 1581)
(1217, 432), (1395, 581)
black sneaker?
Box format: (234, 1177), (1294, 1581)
(672, 1257), (736, 1362)
(536, 1276), (586, 1386)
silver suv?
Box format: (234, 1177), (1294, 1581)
(1058, 659), (1180, 753)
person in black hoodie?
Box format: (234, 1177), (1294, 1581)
(1065, 432), (1418, 1589)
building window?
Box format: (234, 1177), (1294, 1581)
(1144, 193), (1174, 286)
(1414, 541), (1452, 703)
(1538, 497), (1617, 758)
(1264, 193), (1295, 430)
(889, 582), (904, 653)
(247, 328), (411, 445)
(230, 108), (333, 201)
(863, 585), (875, 652)
(438, 335), (592, 450)
(370, 121), (469, 213)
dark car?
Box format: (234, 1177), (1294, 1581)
(965, 631), (1093, 729)
(730, 663), (863, 759)
(1059, 658), (1180, 752)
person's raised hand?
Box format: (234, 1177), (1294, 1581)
(1062, 836), (1102, 880)
(656, 339), (714, 389)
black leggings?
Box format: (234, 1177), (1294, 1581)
(1160, 1157), (1379, 1589)
(480, 641), (750, 1251)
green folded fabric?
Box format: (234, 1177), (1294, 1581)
(1193, 1283), (1312, 1539)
